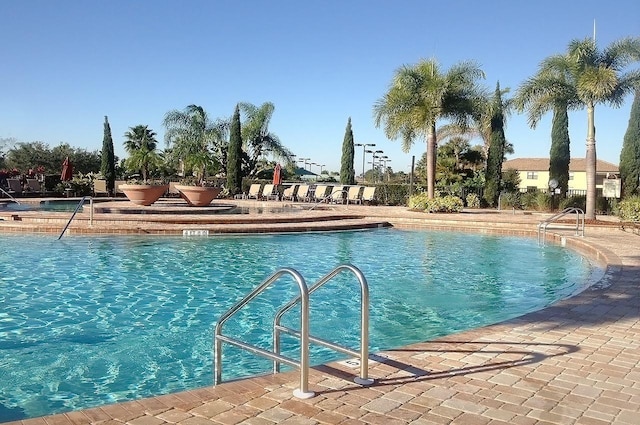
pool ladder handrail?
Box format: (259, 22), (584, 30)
(537, 207), (585, 245)
(0, 187), (20, 204)
(308, 187), (349, 210)
(214, 264), (373, 399)
(57, 196), (93, 239)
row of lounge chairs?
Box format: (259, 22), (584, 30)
(242, 183), (376, 204)
(1, 178), (43, 196)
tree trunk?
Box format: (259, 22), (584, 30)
(585, 102), (597, 220)
(426, 125), (437, 199)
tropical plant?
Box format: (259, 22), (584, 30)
(515, 51), (579, 198)
(620, 90), (640, 198)
(123, 125), (163, 182)
(616, 195), (640, 221)
(238, 102), (292, 176)
(101, 116), (116, 195)
(565, 37), (640, 219)
(163, 105), (226, 186)
(340, 117), (355, 185)
(373, 58), (485, 199)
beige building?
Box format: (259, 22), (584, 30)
(502, 158), (619, 195)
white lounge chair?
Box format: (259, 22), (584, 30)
(361, 186), (377, 204)
(313, 185), (331, 202)
(347, 186), (364, 204)
(260, 184), (277, 200)
(296, 184), (310, 202)
(329, 186), (347, 204)
(246, 184), (262, 199)
(281, 184), (299, 201)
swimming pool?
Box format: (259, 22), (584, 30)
(0, 229), (598, 421)
(0, 200), (86, 212)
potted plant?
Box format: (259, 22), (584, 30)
(163, 105), (226, 206)
(120, 125), (168, 206)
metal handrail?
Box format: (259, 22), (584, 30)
(0, 187), (20, 204)
(309, 187), (349, 210)
(537, 207), (585, 245)
(57, 196), (91, 240)
(273, 264), (373, 386)
(214, 268), (314, 399)
(214, 264), (374, 399)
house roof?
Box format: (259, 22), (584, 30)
(503, 158), (619, 173)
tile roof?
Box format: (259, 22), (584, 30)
(503, 157), (619, 172)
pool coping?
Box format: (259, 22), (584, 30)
(2, 205), (639, 425)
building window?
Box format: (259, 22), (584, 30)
(526, 172), (538, 180)
(569, 172), (574, 180)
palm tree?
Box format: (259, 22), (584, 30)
(567, 37), (640, 219)
(163, 105), (227, 185)
(373, 59), (485, 198)
(514, 52), (581, 198)
(123, 125), (162, 182)
(238, 102), (293, 177)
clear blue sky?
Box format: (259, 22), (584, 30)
(2, 0), (639, 175)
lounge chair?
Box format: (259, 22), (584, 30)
(93, 179), (108, 196)
(329, 186), (347, 204)
(313, 185), (331, 202)
(347, 186), (364, 204)
(260, 184), (277, 200)
(295, 184), (310, 202)
(281, 184), (299, 201)
(27, 179), (41, 193)
(246, 184), (262, 199)
(361, 186), (377, 204)
(7, 179), (22, 195)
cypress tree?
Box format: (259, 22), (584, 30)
(101, 116), (116, 195)
(340, 117), (355, 185)
(226, 105), (243, 195)
(549, 104), (571, 196)
(620, 90), (640, 198)
(484, 83), (507, 207)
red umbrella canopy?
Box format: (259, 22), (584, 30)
(272, 163), (282, 186)
(61, 157), (73, 181)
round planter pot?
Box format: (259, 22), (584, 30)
(120, 184), (169, 206)
(175, 185), (222, 206)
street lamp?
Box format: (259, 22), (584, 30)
(355, 143), (375, 183)
(298, 158), (310, 171)
(372, 150), (383, 183)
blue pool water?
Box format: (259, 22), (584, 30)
(0, 229), (597, 421)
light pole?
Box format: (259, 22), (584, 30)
(381, 156), (391, 182)
(355, 143), (375, 183)
(298, 158), (310, 171)
(372, 150), (383, 183)
(319, 164), (325, 175)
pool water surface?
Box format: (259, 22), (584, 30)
(0, 229), (598, 421)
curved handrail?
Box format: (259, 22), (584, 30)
(0, 187), (20, 204)
(57, 196), (89, 240)
(273, 264), (373, 385)
(308, 187), (348, 210)
(214, 268), (314, 398)
(537, 207), (584, 245)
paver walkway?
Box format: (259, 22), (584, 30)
(3, 207), (639, 425)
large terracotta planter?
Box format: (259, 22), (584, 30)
(175, 185), (222, 206)
(120, 184), (169, 206)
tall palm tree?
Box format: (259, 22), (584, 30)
(123, 125), (162, 182)
(163, 105), (227, 185)
(514, 53), (580, 197)
(238, 102), (293, 177)
(373, 59), (485, 198)
(567, 37), (640, 219)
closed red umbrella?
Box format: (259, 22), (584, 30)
(61, 157), (73, 181)
(272, 163), (282, 186)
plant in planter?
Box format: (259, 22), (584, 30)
(163, 105), (226, 206)
(120, 125), (168, 206)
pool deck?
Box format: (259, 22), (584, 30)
(2, 200), (639, 425)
